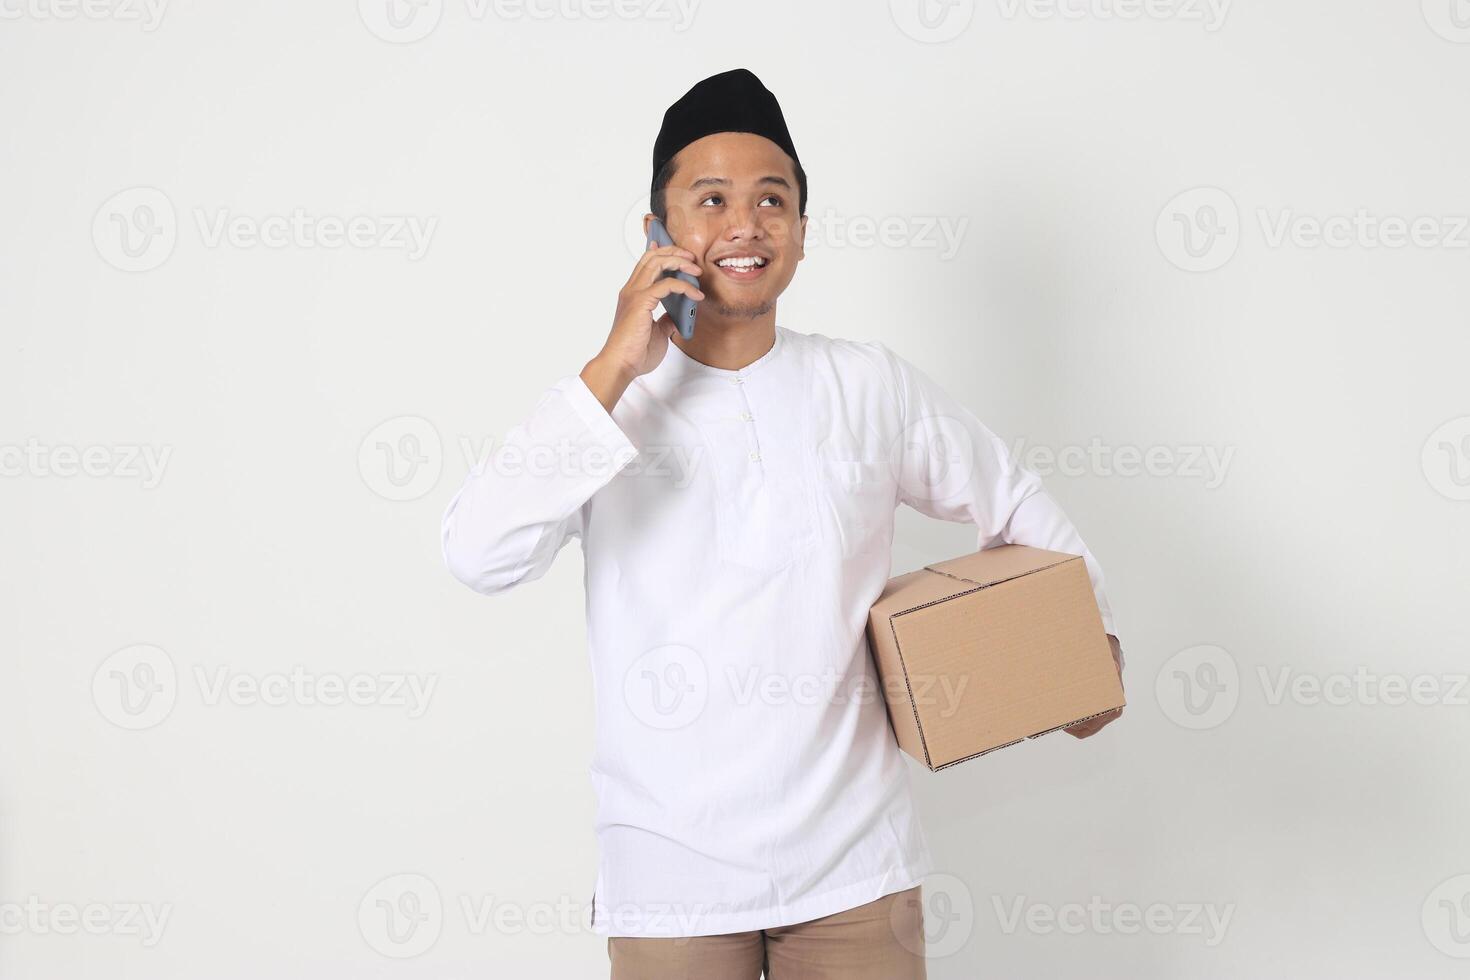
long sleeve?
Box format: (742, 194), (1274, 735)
(441, 373), (639, 596)
(875, 343), (1122, 665)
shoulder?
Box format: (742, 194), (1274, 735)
(780, 326), (909, 394)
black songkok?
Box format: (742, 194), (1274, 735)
(651, 68), (801, 197)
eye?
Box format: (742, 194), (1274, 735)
(699, 194), (723, 207)
(759, 194), (783, 207)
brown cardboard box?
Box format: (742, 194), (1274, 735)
(865, 544), (1124, 771)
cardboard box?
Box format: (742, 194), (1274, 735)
(865, 544), (1124, 771)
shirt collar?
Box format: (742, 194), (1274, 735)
(663, 325), (786, 379)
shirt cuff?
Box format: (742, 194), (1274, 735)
(555, 373), (640, 466)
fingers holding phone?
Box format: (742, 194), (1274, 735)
(579, 233), (705, 411)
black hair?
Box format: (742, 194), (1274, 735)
(650, 151), (808, 225)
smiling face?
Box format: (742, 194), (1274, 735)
(647, 132), (807, 322)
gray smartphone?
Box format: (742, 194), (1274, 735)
(646, 216), (698, 339)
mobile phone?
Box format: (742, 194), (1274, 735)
(646, 216), (698, 340)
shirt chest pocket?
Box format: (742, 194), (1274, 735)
(817, 459), (896, 560)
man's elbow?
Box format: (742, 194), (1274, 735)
(441, 531), (518, 596)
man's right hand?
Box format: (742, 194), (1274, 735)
(581, 240), (704, 413)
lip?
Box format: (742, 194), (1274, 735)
(712, 256), (770, 282)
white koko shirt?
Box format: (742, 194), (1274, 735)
(441, 325), (1118, 939)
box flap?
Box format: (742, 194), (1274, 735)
(869, 566), (978, 621)
(924, 544), (1078, 590)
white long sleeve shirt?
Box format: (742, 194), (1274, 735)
(441, 325), (1118, 939)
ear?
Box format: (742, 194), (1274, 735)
(796, 213), (807, 262)
(643, 213), (655, 238)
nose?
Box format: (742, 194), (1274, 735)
(722, 203), (764, 243)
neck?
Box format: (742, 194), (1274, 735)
(670, 310), (778, 371)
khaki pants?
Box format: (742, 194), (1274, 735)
(607, 884), (926, 979)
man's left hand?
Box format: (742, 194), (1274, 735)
(1065, 634), (1124, 739)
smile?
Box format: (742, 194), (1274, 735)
(714, 255), (769, 280)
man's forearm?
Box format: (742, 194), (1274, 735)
(580, 355), (636, 415)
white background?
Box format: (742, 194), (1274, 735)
(3, 1), (1469, 977)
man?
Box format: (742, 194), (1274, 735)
(441, 67), (1124, 979)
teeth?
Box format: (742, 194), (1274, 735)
(717, 256), (767, 269)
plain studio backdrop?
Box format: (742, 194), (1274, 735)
(3, 2), (1468, 978)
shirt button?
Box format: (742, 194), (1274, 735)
(731, 376), (744, 385)
(749, 451), (761, 462)
(740, 411), (753, 421)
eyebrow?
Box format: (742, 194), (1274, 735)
(687, 175), (793, 191)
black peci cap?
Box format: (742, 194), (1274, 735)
(651, 68), (801, 198)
